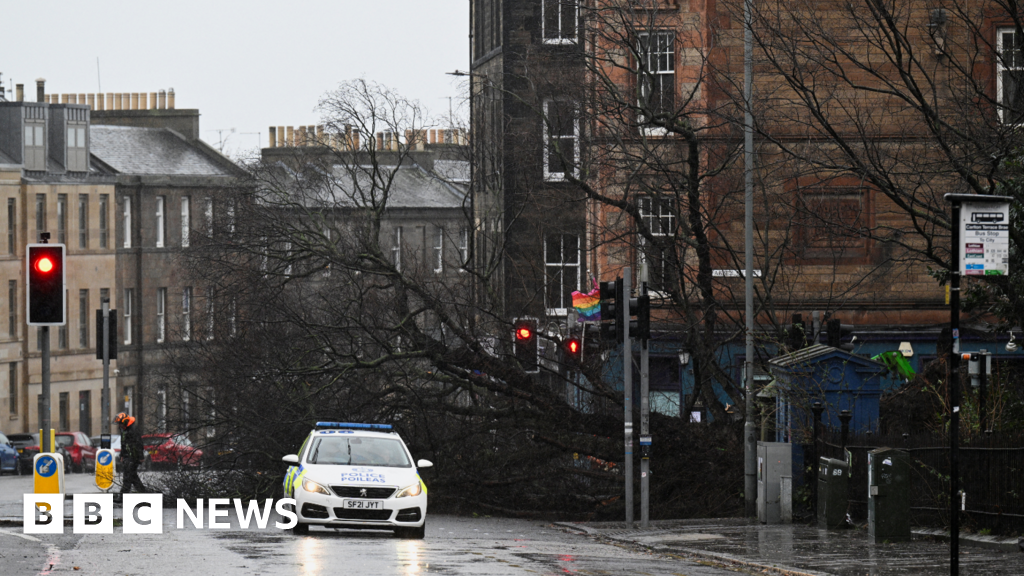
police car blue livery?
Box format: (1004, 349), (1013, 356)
(282, 422), (431, 538)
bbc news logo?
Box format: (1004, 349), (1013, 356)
(23, 495), (298, 534)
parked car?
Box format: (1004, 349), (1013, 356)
(0, 432), (19, 475)
(20, 434), (73, 474)
(141, 433), (202, 469)
(55, 432), (97, 473)
(8, 433), (38, 475)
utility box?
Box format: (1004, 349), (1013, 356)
(818, 456), (849, 529)
(868, 447), (911, 542)
(757, 441), (792, 524)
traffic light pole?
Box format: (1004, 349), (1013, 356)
(949, 198), (961, 576)
(640, 278), (650, 528)
(41, 326), (50, 454)
(622, 266), (633, 526)
(102, 298), (111, 436)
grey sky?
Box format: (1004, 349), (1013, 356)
(2, 0), (469, 159)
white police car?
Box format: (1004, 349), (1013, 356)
(282, 422), (431, 538)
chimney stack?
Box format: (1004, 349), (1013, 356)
(36, 79), (45, 102)
(268, 127), (276, 148)
(150, 92), (157, 110)
(15, 84), (23, 102)
(158, 90), (166, 109)
(95, 93), (104, 111)
(87, 94), (95, 109)
(167, 88), (175, 109)
(286, 126), (294, 147)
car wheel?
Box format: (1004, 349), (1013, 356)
(292, 522), (309, 535)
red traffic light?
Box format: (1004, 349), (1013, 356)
(516, 325), (533, 341)
(26, 244), (66, 325)
(565, 337), (581, 357)
(35, 256), (55, 274)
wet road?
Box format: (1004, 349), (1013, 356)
(1, 514), (748, 575)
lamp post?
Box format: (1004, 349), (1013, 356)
(742, 0), (758, 519)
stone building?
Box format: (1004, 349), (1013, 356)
(0, 80), (118, 437)
(261, 125), (471, 280)
(89, 98), (244, 434)
(0, 79), (242, 438)
(469, 0), (589, 322)
(468, 0), (1022, 419)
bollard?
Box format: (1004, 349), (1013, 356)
(839, 409), (852, 452)
(95, 448), (116, 491)
(33, 452), (65, 494)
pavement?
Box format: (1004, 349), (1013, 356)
(555, 518), (1023, 576)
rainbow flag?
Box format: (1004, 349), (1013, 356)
(572, 288), (601, 322)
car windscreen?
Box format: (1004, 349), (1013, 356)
(143, 437), (167, 448)
(55, 436), (74, 447)
(9, 434), (34, 444)
(305, 436), (411, 468)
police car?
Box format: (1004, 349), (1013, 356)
(282, 422), (431, 537)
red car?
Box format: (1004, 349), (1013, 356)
(44, 432), (96, 473)
(141, 433), (202, 469)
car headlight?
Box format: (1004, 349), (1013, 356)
(301, 478), (331, 496)
(395, 482), (422, 498)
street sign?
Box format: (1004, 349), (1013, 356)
(33, 453), (65, 494)
(959, 201), (1010, 276)
(95, 448), (116, 491)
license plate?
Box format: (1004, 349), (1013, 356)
(148, 450), (156, 455)
(17, 449), (23, 453)
(342, 499), (383, 510)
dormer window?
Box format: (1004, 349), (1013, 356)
(24, 121), (45, 171)
(67, 123), (87, 172)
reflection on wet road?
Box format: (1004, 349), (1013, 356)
(18, 514), (746, 575)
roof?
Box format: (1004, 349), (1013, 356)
(769, 344), (886, 380)
(90, 126), (235, 177)
(307, 163), (465, 210)
(432, 160), (470, 183)
(770, 340), (876, 366)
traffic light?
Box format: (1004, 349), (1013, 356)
(26, 244), (66, 326)
(826, 318), (855, 351)
(600, 278), (643, 344)
(786, 313), (807, 351)
(636, 294), (651, 340)
(599, 280), (618, 343)
(564, 336), (582, 361)
(513, 318), (539, 373)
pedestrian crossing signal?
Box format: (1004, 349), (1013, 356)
(564, 337), (582, 360)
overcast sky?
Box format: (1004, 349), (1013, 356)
(1, 0), (469, 159)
